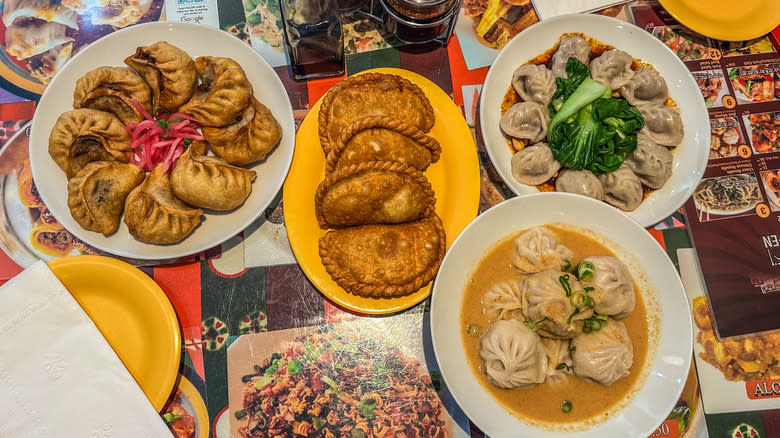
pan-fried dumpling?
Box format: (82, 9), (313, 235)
(571, 318), (633, 386)
(579, 256), (635, 319)
(170, 142), (256, 211)
(67, 161), (144, 235)
(624, 133), (673, 189)
(555, 169), (605, 201)
(598, 163), (643, 211)
(512, 64), (556, 105)
(619, 69), (669, 107)
(480, 319), (547, 389)
(202, 96), (281, 166)
(73, 66), (152, 125)
(124, 41), (196, 112)
(521, 269), (593, 339)
(551, 35), (591, 79)
(500, 101), (550, 143)
(49, 108), (131, 179)
(511, 143), (561, 185)
(179, 56), (252, 127)
(123, 165), (203, 244)
(540, 338), (573, 382)
(637, 104), (684, 146)
(512, 225), (574, 274)
(315, 161), (435, 228)
(483, 279), (524, 321)
(4, 19), (72, 59)
(319, 214), (446, 298)
(589, 49), (634, 90)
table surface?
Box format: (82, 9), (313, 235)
(0, 0), (778, 437)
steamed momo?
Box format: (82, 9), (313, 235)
(551, 35), (591, 79)
(511, 225), (573, 274)
(511, 143), (561, 185)
(520, 269), (593, 339)
(589, 49), (634, 90)
(540, 338), (573, 382)
(571, 318), (633, 386)
(480, 319), (547, 389)
(624, 133), (673, 189)
(580, 256), (636, 319)
(483, 279), (524, 321)
(512, 64), (556, 105)
(598, 163), (644, 211)
(499, 101), (550, 143)
(620, 69), (669, 107)
(637, 104), (684, 147)
(555, 169), (605, 201)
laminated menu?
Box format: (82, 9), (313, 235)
(631, 5), (780, 338)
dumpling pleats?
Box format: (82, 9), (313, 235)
(124, 41), (197, 112)
(73, 66), (152, 125)
(202, 96), (281, 166)
(179, 56), (252, 127)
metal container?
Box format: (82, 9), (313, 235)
(379, 0), (461, 45)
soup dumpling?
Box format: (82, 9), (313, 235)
(511, 225), (574, 274)
(571, 318), (633, 386)
(480, 319), (548, 389)
(483, 279), (524, 321)
(540, 338), (573, 382)
(520, 269), (593, 339)
(579, 256), (636, 319)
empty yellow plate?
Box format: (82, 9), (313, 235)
(658, 0), (780, 41)
(48, 255), (181, 411)
(283, 67), (480, 315)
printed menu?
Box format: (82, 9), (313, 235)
(631, 4), (780, 339)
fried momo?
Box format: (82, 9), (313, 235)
(202, 96), (281, 165)
(315, 161), (435, 229)
(170, 142), (256, 210)
(124, 165), (203, 244)
(73, 66), (152, 125)
(124, 41), (196, 112)
(326, 116), (441, 172)
(67, 161), (144, 235)
(318, 73), (435, 154)
(319, 214), (446, 298)
(179, 56), (252, 127)
(49, 108), (131, 178)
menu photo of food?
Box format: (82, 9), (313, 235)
(744, 111), (780, 154)
(651, 25), (716, 61)
(722, 35), (778, 57)
(691, 173), (763, 222)
(729, 64), (780, 104)
(760, 169), (780, 212)
(161, 371), (210, 438)
(693, 69), (728, 108)
(241, 0), (288, 68)
(227, 315), (457, 438)
(709, 116), (745, 159)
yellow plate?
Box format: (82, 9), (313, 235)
(175, 376), (210, 438)
(283, 67), (480, 315)
(658, 0), (780, 41)
(48, 255), (181, 411)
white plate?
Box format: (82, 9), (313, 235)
(28, 22), (295, 260)
(430, 192), (693, 438)
(479, 14), (710, 228)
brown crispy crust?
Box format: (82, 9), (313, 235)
(318, 213), (446, 298)
(325, 115), (441, 173)
(318, 73), (435, 155)
(314, 160), (436, 229)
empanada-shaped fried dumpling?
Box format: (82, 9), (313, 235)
(202, 96), (281, 166)
(179, 56), (252, 127)
(124, 41), (196, 112)
(318, 73), (435, 155)
(49, 108), (131, 178)
(315, 161), (436, 229)
(73, 66), (152, 125)
(67, 161), (144, 235)
(326, 116), (441, 173)
(319, 214), (446, 298)
(123, 165), (203, 244)
(170, 141), (256, 210)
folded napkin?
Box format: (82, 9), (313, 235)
(531, 0), (630, 20)
(0, 261), (173, 438)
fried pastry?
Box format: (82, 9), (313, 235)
(319, 214), (446, 298)
(179, 56), (252, 127)
(30, 216), (73, 257)
(124, 41), (197, 112)
(49, 108), (131, 178)
(170, 141), (257, 210)
(202, 96), (281, 165)
(73, 66), (152, 125)
(315, 161), (435, 229)
(124, 165), (203, 244)
(67, 161), (144, 235)
(326, 116), (441, 172)
(318, 73), (435, 155)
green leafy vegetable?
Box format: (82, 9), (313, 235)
(312, 417), (327, 430)
(352, 428), (367, 438)
(729, 68), (739, 80)
(234, 409), (247, 420)
(162, 412), (182, 423)
(287, 359), (303, 376)
(359, 396), (378, 420)
(667, 402), (691, 434)
(253, 375), (273, 389)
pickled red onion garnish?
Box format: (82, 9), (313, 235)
(126, 99), (205, 172)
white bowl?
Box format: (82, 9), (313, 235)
(479, 13), (710, 227)
(29, 22), (295, 260)
(430, 192), (693, 437)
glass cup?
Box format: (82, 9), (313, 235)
(279, 0), (346, 81)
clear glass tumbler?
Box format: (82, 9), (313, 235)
(279, 0), (346, 80)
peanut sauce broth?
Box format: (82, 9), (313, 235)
(460, 225), (649, 427)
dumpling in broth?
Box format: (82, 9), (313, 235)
(124, 165), (203, 244)
(624, 133), (673, 189)
(620, 69), (669, 107)
(512, 225), (574, 274)
(521, 269), (593, 339)
(511, 143), (561, 185)
(500, 101), (550, 143)
(551, 35), (591, 79)
(48, 108), (131, 179)
(67, 161), (144, 235)
(598, 163), (643, 211)
(170, 142), (256, 211)
(555, 168), (605, 201)
(571, 318), (633, 386)
(73, 66), (152, 125)
(589, 49), (634, 90)
(579, 256), (636, 319)
(483, 279), (524, 321)
(179, 56), (252, 127)
(124, 41), (197, 112)
(637, 104), (684, 146)
(202, 96), (282, 166)
(480, 319), (547, 389)
(512, 64), (556, 105)
(540, 338), (573, 382)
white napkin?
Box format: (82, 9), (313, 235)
(531, 0), (630, 20)
(0, 261), (173, 438)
